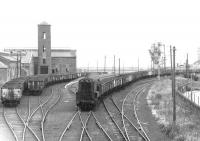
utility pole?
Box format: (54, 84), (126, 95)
(20, 52), (22, 77)
(138, 57), (139, 72)
(186, 53), (188, 77)
(172, 46), (176, 125)
(123, 64), (124, 74)
(164, 45), (166, 72)
(170, 46), (173, 97)
(104, 56), (106, 73)
(119, 58), (120, 75)
(97, 60), (99, 72)
(17, 53), (19, 78)
(114, 55), (115, 75)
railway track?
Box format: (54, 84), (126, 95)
(15, 86), (54, 141)
(2, 107), (19, 141)
(2, 77), (157, 141)
(40, 88), (61, 141)
(3, 106), (39, 141)
(121, 83), (152, 141)
(59, 110), (113, 141)
(103, 100), (129, 141)
(60, 79), (113, 141)
(100, 79), (154, 141)
(8, 84), (62, 141)
(79, 111), (93, 141)
(62, 76), (155, 141)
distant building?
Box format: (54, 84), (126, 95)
(0, 22), (77, 82)
(0, 52), (20, 81)
(0, 59), (10, 83)
(27, 48), (76, 75)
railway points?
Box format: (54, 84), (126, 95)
(1, 70), (200, 141)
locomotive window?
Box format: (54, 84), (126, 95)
(97, 85), (100, 91)
(79, 81), (91, 93)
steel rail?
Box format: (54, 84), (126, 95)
(91, 112), (113, 141)
(111, 88), (149, 141)
(22, 96), (30, 141)
(4, 106), (39, 141)
(121, 83), (150, 141)
(41, 90), (61, 141)
(16, 107), (40, 141)
(133, 84), (152, 141)
(79, 111), (93, 141)
(58, 111), (79, 141)
(103, 101), (128, 141)
(3, 107), (19, 141)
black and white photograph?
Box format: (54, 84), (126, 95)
(0, 0), (200, 141)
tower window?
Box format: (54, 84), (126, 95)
(43, 45), (46, 52)
(43, 59), (46, 64)
(43, 32), (46, 39)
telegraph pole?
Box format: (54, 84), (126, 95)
(17, 53), (19, 78)
(118, 58), (120, 75)
(164, 45), (166, 72)
(170, 46), (173, 97)
(104, 56), (106, 73)
(138, 57), (139, 72)
(114, 55), (115, 74)
(186, 53), (188, 77)
(97, 60), (99, 72)
(123, 64), (124, 74)
(172, 46), (176, 125)
(20, 52), (22, 77)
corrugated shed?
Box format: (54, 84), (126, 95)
(21, 49), (76, 58)
(0, 62), (8, 68)
(21, 50), (37, 64)
(1, 56), (16, 61)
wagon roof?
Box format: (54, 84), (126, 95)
(28, 74), (49, 81)
(2, 77), (27, 88)
(84, 73), (118, 83)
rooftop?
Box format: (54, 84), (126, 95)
(1, 48), (76, 64)
(0, 62), (8, 69)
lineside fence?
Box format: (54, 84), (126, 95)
(177, 82), (200, 110)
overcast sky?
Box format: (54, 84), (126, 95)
(0, 0), (200, 69)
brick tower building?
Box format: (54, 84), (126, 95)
(38, 22), (52, 74)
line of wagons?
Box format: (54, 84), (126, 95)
(1, 68), (199, 108)
(76, 69), (200, 111)
(1, 73), (87, 106)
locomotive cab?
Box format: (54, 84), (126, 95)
(76, 78), (97, 110)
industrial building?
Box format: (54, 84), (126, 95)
(0, 22), (76, 82)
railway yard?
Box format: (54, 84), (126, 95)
(1, 74), (200, 141)
(0, 76), (172, 141)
